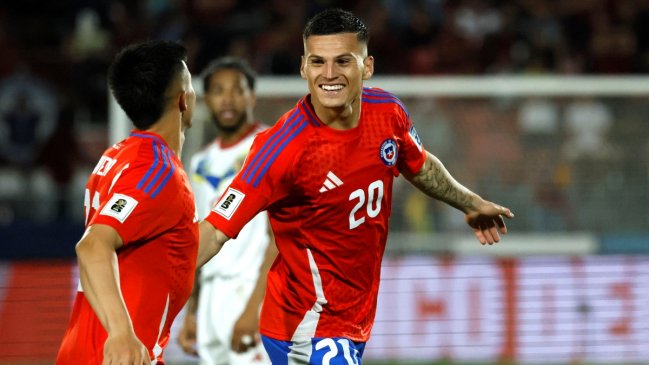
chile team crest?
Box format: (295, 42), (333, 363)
(380, 138), (397, 166)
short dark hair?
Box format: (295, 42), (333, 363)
(303, 8), (369, 44)
(201, 57), (257, 94)
(108, 40), (187, 130)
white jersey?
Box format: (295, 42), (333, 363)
(189, 123), (269, 281)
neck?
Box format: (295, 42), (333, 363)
(312, 98), (362, 130)
(219, 121), (256, 145)
(146, 116), (184, 158)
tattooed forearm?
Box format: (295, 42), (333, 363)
(405, 152), (478, 213)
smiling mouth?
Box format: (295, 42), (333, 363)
(219, 110), (236, 119)
(320, 84), (344, 91)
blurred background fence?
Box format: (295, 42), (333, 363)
(2, 0), (649, 364)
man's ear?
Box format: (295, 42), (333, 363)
(300, 56), (307, 80)
(178, 90), (187, 113)
(363, 56), (374, 80)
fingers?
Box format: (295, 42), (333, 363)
(496, 216), (508, 235)
(179, 341), (198, 356)
(177, 328), (198, 356)
(231, 333), (256, 353)
(475, 218), (505, 245)
(481, 222), (498, 245)
(501, 207), (514, 219)
(467, 203), (514, 245)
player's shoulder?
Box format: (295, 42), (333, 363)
(254, 103), (314, 145)
(117, 133), (170, 166)
(361, 87), (409, 116)
(113, 133), (183, 195)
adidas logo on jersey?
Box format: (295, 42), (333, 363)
(319, 171), (343, 193)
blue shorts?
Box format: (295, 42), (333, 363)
(261, 335), (366, 365)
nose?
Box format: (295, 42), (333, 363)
(220, 89), (234, 104)
(323, 61), (335, 79)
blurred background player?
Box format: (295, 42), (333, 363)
(56, 40), (198, 365)
(194, 8), (514, 365)
(178, 56), (276, 365)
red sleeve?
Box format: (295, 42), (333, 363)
(90, 159), (182, 245)
(395, 105), (427, 175)
(204, 129), (291, 238)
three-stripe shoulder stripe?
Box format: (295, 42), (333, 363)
(241, 109), (308, 187)
(136, 141), (175, 198)
(362, 88), (410, 117)
(299, 99), (321, 127)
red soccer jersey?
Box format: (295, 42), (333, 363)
(57, 131), (198, 365)
(205, 88), (426, 342)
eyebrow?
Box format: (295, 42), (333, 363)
(307, 53), (356, 60)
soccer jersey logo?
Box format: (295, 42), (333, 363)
(213, 187), (245, 220)
(111, 199), (127, 213)
(379, 138), (397, 166)
(100, 193), (138, 223)
(409, 124), (423, 152)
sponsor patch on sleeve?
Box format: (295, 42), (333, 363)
(100, 193), (138, 223)
(212, 187), (245, 220)
(409, 125), (423, 152)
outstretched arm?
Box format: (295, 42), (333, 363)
(403, 151), (514, 244)
(196, 220), (230, 268)
(178, 220), (230, 355)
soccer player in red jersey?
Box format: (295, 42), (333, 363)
(196, 9), (514, 364)
(56, 40), (198, 365)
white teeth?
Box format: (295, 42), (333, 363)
(321, 84), (343, 91)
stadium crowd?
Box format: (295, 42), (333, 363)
(0, 0), (648, 244)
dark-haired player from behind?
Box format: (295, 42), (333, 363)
(195, 8), (514, 364)
(56, 40), (198, 365)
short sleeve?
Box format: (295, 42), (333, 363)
(204, 131), (291, 239)
(395, 105), (427, 175)
(90, 161), (181, 245)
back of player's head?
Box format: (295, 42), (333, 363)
(108, 40), (188, 130)
(201, 56), (257, 94)
(303, 8), (369, 44)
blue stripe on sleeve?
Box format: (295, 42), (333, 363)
(299, 99), (320, 126)
(151, 148), (175, 198)
(144, 143), (169, 194)
(137, 141), (160, 190)
(241, 111), (303, 184)
(362, 90), (409, 116)
(252, 119), (307, 187)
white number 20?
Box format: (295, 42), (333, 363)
(348, 180), (384, 230)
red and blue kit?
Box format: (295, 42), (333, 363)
(205, 88), (426, 343)
(57, 131), (198, 365)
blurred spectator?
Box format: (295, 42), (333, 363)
(0, 0), (647, 234)
(562, 96), (616, 162)
(453, 0), (503, 45)
(588, 6), (637, 73)
(67, 8), (110, 62)
(518, 97), (560, 149)
(38, 97), (90, 221)
(529, 149), (576, 230)
(0, 68), (58, 168)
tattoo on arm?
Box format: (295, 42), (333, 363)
(406, 152), (477, 213)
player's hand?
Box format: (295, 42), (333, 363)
(178, 312), (198, 356)
(464, 200), (514, 245)
(231, 308), (259, 353)
(102, 330), (150, 365)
